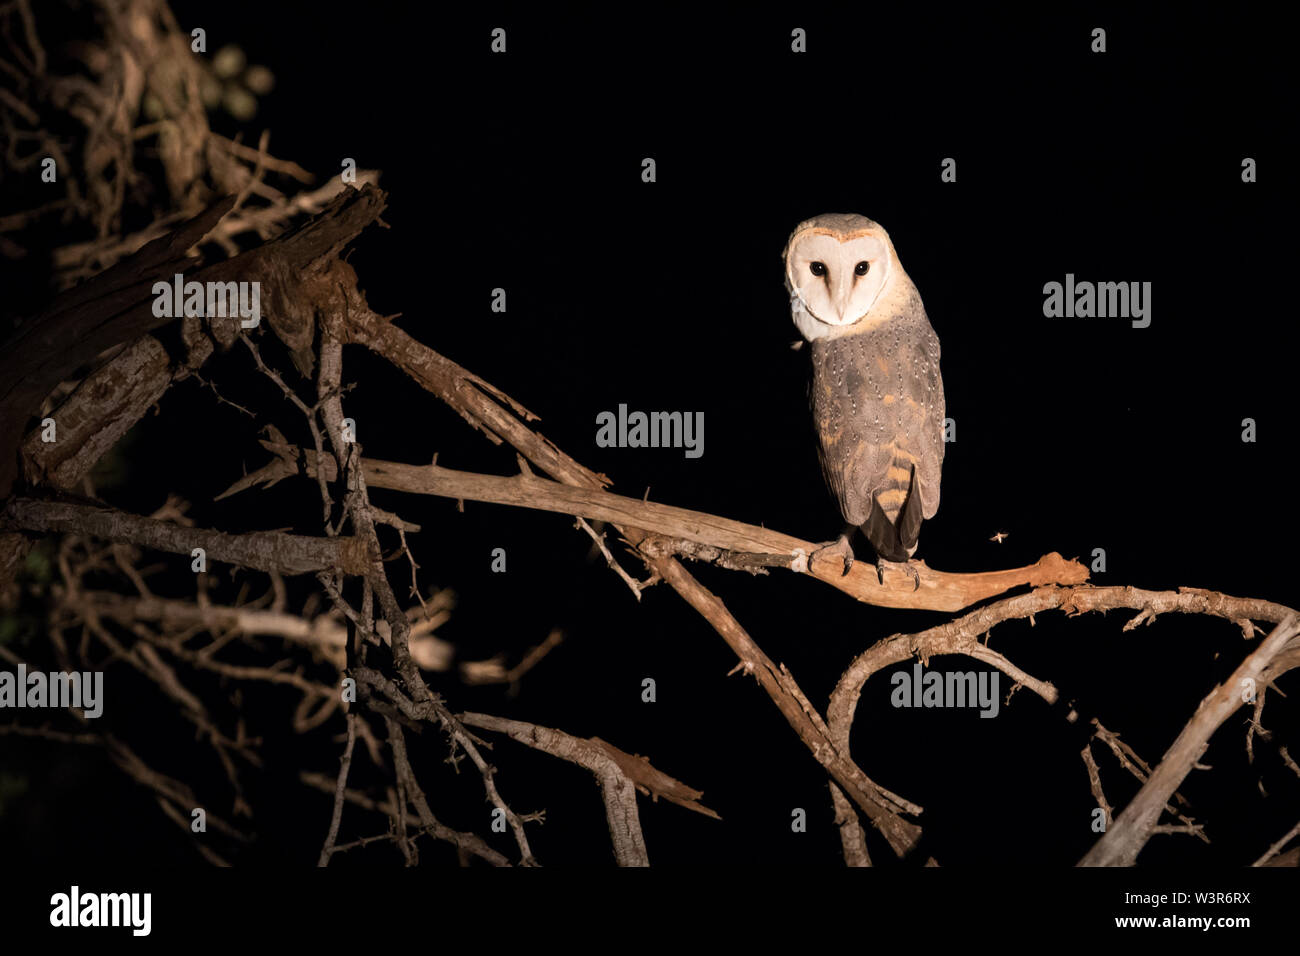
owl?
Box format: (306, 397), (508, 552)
(782, 213), (945, 586)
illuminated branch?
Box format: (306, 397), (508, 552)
(222, 440), (1089, 613)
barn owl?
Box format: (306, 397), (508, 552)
(782, 213), (944, 587)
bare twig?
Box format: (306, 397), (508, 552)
(1253, 818), (1300, 867)
(318, 711), (358, 866)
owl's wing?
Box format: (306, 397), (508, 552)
(909, 316), (945, 520)
(810, 337), (895, 528)
(810, 307), (945, 529)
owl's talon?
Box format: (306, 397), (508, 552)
(812, 535), (855, 577)
(876, 558), (922, 591)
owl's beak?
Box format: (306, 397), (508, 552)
(831, 282), (855, 325)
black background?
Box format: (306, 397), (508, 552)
(1, 2), (1296, 877)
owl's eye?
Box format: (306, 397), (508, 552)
(854, 261), (871, 276)
(809, 261), (827, 276)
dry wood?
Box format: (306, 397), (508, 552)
(460, 713), (655, 866)
(3, 496), (371, 575)
(22, 318), (214, 491)
(586, 736), (720, 820)
(297, 770), (508, 866)
(830, 782), (872, 867)
(824, 582), (1300, 866)
(0, 196), (234, 498)
(222, 440), (1089, 613)
(1, 185), (389, 500)
(1079, 614), (1300, 866)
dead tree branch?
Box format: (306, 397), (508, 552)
(1080, 614), (1300, 866)
(221, 441), (1088, 612)
(459, 713), (654, 866)
(3, 496), (371, 575)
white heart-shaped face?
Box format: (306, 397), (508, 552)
(786, 232), (891, 328)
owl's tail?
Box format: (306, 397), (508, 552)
(862, 460), (924, 562)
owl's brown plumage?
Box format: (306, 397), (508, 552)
(784, 213), (945, 566)
(809, 284), (944, 560)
